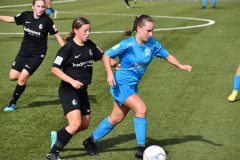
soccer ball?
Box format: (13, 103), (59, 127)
(143, 145), (166, 160)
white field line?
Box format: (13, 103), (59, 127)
(0, 0), (76, 9)
(0, 10), (215, 35)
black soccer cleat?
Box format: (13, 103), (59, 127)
(83, 136), (98, 156)
(135, 146), (145, 159)
(46, 153), (61, 160)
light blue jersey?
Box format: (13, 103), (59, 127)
(92, 36), (170, 146)
(106, 36), (169, 86)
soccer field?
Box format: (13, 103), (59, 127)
(1, 0), (240, 159)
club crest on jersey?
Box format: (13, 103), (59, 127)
(89, 49), (93, 56)
(39, 24), (43, 30)
(53, 25), (58, 32)
(72, 99), (78, 107)
(145, 48), (150, 56)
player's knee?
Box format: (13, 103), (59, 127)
(9, 75), (18, 81)
(9, 73), (19, 81)
(17, 78), (27, 85)
(109, 115), (125, 125)
(135, 106), (147, 117)
(69, 122), (82, 133)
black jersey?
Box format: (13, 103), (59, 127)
(14, 11), (58, 56)
(53, 39), (103, 85)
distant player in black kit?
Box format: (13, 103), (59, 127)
(0, 0), (64, 112)
(46, 17), (119, 160)
(124, 0), (137, 9)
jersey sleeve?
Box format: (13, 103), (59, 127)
(105, 40), (128, 58)
(14, 12), (26, 25)
(88, 40), (104, 61)
(47, 18), (58, 35)
(52, 45), (70, 69)
(154, 41), (169, 59)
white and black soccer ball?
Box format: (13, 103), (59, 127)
(143, 145), (166, 160)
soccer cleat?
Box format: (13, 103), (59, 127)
(228, 90), (238, 102)
(83, 137), (98, 156)
(46, 153), (61, 160)
(50, 131), (57, 148)
(135, 146), (145, 159)
(3, 104), (16, 112)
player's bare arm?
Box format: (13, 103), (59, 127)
(0, 16), (15, 23)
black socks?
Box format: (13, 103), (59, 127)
(9, 84), (26, 105)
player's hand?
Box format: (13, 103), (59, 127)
(71, 80), (84, 89)
(107, 74), (116, 87)
(179, 65), (192, 73)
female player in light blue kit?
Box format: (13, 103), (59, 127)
(83, 15), (192, 159)
(202, 0), (217, 9)
(228, 66), (240, 102)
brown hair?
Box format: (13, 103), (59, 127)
(32, 0), (46, 5)
(124, 15), (154, 36)
(65, 17), (91, 41)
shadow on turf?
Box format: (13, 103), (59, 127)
(21, 95), (98, 108)
(60, 134), (222, 159)
(146, 135), (222, 147)
(61, 133), (136, 159)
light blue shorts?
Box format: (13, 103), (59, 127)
(110, 84), (138, 106)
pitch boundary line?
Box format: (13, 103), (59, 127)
(0, 0), (76, 9)
(0, 11), (215, 35)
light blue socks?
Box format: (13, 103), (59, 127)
(92, 116), (147, 146)
(134, 117), (147, 145)
(92, 117), (114, 142)
(233, 75), (240, 91)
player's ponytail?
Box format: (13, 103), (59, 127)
(64, 31), (75, 41)
(65, 17), (91, 41)
(124, 15), (154, 36)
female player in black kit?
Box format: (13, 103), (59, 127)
(46, 17), (119, 160)
(0, 0), (64, 112)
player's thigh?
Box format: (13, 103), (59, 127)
(9, 54), (26, 80)
(124, 94), (147, 116)
(109, 101), (130, 125)
(66, 109), (82, 126)
(236, 66), (240, 74)
(65, 109), (82, 134)
(17, 69), (30, 85)
(9, 69), (21, 80)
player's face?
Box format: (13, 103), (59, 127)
(137, 21), (154, 43)
(32, 0), (45, 18)
(74, 24), (91, 42)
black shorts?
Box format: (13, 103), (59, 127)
(12, 50), (45, 75)
(58, 83), (91, 116)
